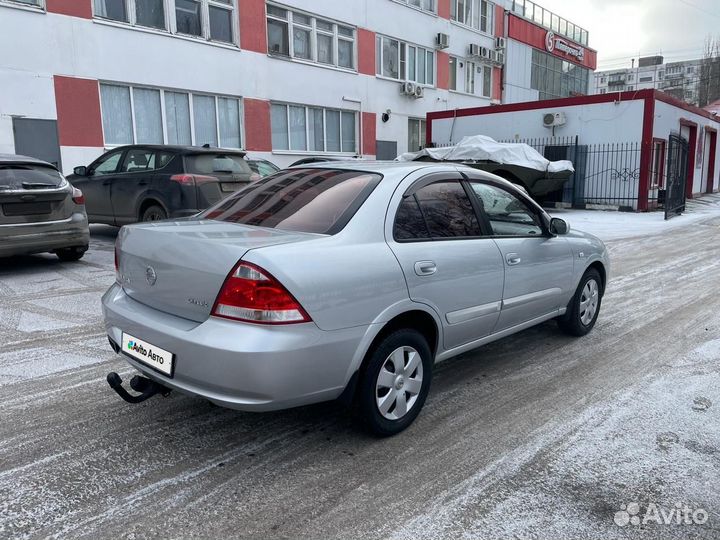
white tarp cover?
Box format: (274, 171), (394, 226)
(397, 135), (575, 174)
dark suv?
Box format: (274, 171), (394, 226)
(69, 145), (255, 225)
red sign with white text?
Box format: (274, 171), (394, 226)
(507, 14), (597, 70)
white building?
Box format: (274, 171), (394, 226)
(0, 0), (595, 174)
(595, 56), (704, 106)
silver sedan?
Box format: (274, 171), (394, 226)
(103, 162), (609, 436)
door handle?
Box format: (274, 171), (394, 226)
(138, 181), (149, 186)
(506, 253), (522, 266)
(414, 261), (437, 276)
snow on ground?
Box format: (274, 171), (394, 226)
(550, 193), (720, 241)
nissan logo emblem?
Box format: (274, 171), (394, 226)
(146, 266), (157, 286)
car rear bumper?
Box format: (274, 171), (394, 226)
(0, 212), (90, 257)
(102, 283), (366, 411)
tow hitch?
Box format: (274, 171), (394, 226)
(107, 372), (172, 404)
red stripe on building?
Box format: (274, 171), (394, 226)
(362, 112), (377, 156)
(243, 98), (272, 152)
(357, 28), (376, 76)
(46, 0), (92, 18)
(507, 14), (597, 70)
(494, 4), (505, 37)
(54, 76), (103, 147)
(438, 0), (451, 19)
(637, 94), (655, 211)
(436, 51), (450, 91)
(240, 0), (267, 54)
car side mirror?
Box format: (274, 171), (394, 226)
(73, 166), (88, 176)
(550, 217), (570, 235)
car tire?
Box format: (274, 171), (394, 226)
(558, 268), (603, 337)
(356, 329), (433, 437)
(56, 245), (88, 262)
(141, 205), (167, 222)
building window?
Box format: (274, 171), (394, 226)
(267, 4), (356, 70)
(531, 48), (589, 99)
(450, 0), (494, 33)
(270, 103), (357, 153)
(600, 77), (606, 84)
(376, 35), (435, 85)
(2, 0), (43, 6)
(639, 76), (653, 83)
(93, 0), (236, 43)
(408, 118), (426, 152)
(464, 61), (492, 97)
(395, 0), (436, 14)
(449, 56), (458, 90)
(99, 83), (242, 147)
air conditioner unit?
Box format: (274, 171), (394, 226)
(469, 43), (482, 57)
(401, 81), (417, 96)
(479, 47), (492, 60)
(415, 85), (425, 99)
(543, 112), (567, 128)
(493, 51), (505, 65)
(495, 37), (506, 50)
(436, 32), (450, 49)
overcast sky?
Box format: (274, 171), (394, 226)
(535, 0), (720, 70)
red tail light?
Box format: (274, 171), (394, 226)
(72, 187), (85, 205)
(212, 262), (311, 324)
(170, 174), (218, 185)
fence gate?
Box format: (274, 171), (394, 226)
(665, 134), (688, 220)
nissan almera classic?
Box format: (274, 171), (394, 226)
(103, 162), (609, 436)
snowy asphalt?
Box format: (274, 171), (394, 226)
(1, 211), (720, 539)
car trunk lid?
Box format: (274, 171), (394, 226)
(183, 153), (254, 208)
(117, 220), (321, 322)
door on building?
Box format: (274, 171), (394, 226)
(12, 118), (62, 169)
(376, 140), (398, 161)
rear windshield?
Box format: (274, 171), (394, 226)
(0, 164), (65, 190)
(200, 168), (381, 235)
(185, 154), (252, 176)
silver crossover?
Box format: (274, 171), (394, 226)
(103, 163), (609, 435)
(0, 154), (89, 260)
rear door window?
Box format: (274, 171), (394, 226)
(0, 163), (65, 190)
(119, 149), (174, 173)
(200, 168), (381, 234)
(394, 180), (482, 240)
(185, 154), (252, 175)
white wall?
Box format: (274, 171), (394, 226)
(653, 100), (720, 195)
(503, 40), (537, 104)
(431, 99), (645, 145)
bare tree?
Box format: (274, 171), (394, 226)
(699, 35), (720, 108)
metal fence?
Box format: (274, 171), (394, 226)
(498, 136), (645, 210)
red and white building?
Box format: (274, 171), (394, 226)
(427, 89), (720, 210)
(0, 0), (593, 174)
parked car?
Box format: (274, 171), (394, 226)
(104, 163), (609, 436)
(0, 154), (89, 261)
(69, 145), (254, 225)
(247, 158), (280, 178)
(289, 155), (361, 167)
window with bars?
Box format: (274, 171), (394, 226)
(266, 4), (356, 70)
(99, 83), (242, 148)
(376, 35), (435, 86)
(394, 0), (436, 14)
(450, 0), (494, 33)
(92, 0), (236, 44)
(270, 103), (357, 153)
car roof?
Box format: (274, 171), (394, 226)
(0, 153), (57, 168)
(104, 145), (247, 155)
